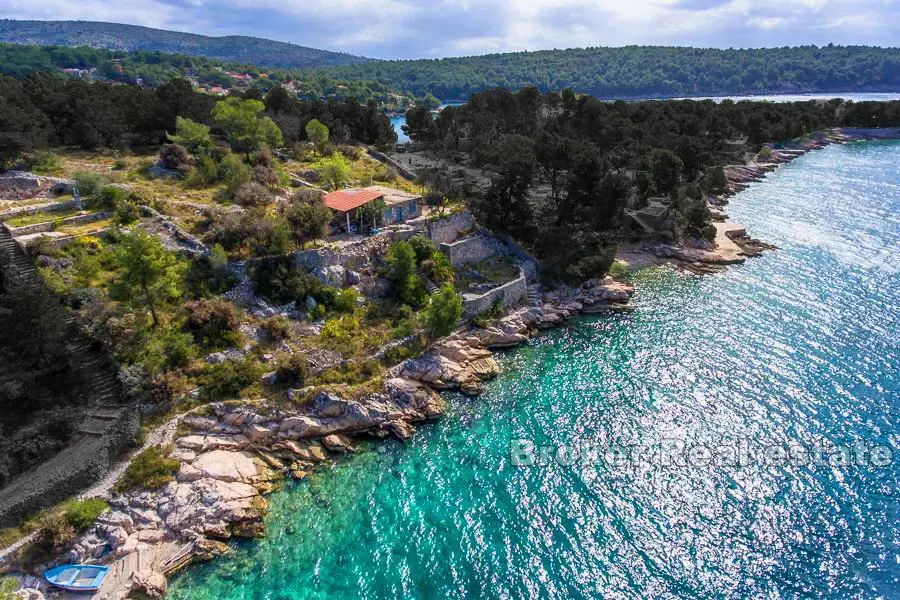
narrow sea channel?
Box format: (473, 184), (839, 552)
(170, 140), (900, 599)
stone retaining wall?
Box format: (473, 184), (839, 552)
(0, 200), (76, 221)
(365, 147), (418, 181)
(462, 271), (527, 318)
(441, 233), (503, 267)
(7, 210), (110, 237)
(0, 407), (139, 528)
(427, 210), (475, 245)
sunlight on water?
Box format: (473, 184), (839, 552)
(170, 141), (900, 599)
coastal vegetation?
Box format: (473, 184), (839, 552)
(325, 45), (900, 100)
(0, 43), (422, 108)
(405, 87), (900, 282)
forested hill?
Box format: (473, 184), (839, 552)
(322, 45), (900, 100)
(0, 20), (368, 69)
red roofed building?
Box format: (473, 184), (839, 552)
(323, 186), (421, 233)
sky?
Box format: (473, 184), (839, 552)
(1, 0), (898, 59)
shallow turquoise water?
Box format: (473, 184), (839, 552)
(170, 141), (900, 599)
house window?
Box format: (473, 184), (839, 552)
(408, 200), (417, 215)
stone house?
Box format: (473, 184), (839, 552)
(324, 186), (421, 233)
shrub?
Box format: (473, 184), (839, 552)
(198, 358), (263, 400)
(251, 165), (280, 189)
(73, 171), (106, 198)
(167, 116), (212, 155)
(233, 181), (272, 207)
(25, 235), (61, 257)
(61, 498), (108, 530)
(318, 153), (351, 190)
(205, 208), (291, 256)
(27, 149), (63, 175)
(424, 284), (462, 337)
(314, 286), (358, 314)
(408, 235), (437, 262)
(135, 326), (196, 375)
(36, 513), (76, 553)
(250, 257), (321, 305)
(219, 153), (251, 197)
(115, 446), (180, 493)
(186, 156), (219, 187)
(562, 249), (617, 285)
(114, 198), (140, 224)
(275, 354), (310, 387)
(608, 259), (628, 279)
(385, 241), (428, 308)
(185, 297), (241, 349)
(96, 185), (128, 209)
(472, 297), (505, 327)
(281, 189), (330, 244)
(0, 577), (18, 599)
(260, 315), (293, 340)
(159, 143), (192, 174)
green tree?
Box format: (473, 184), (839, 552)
(305, 118), (329, 154)
(167, 116), (212, 154)
(425, 284), (462, 337)
(282, 189), (331, 244)
(110, 230), (186, 328)
(319, 153), (352, 190)
(385, 241), (427, 308)
(211, 97), (283, 155)
(640, 148), (684, 196)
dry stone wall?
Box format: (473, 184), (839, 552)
(462, 271), (528, 318)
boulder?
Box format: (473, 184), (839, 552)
(322, 434), (353, 453)
(311, 391), (349, 417)
(246, 424), (273, 444)
(191, 450), (261, 484)
(132, 569), (167, 599)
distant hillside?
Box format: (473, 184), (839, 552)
(0, 20), (368, 69)
(321, 45), (900, 100)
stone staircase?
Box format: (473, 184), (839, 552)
(416, 267), (440, 295)
(526, 283), (543, 306)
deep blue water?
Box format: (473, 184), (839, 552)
(170, 140), (900, 599)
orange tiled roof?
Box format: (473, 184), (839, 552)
(323, 188), (385, 212)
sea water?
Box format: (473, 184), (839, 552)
(170, 140), (900, 599)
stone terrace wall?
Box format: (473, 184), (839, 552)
(441, 233), (505, 267)
(462, 271), (527, 318)
(0, 407), (139, 528)
(7, 210), (110, 237)
(427, 210), (475, 245)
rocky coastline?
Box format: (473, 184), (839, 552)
(7, 127), (897, 599)
(3, 277), (632, 599)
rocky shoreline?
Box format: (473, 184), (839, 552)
(4, 277), (632, 599)
(8, 127), (896, 599)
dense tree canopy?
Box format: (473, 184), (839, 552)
(324, 45), (900, 101)
(0, 76), (396, 158)
(413, 86), (900, 283)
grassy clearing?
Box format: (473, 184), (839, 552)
(4, 206), (88, 228)
(115, 446), (180, 493)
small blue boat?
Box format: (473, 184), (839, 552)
(44, 564), (109, 593)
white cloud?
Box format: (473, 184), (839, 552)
(0, 0), (896, 58)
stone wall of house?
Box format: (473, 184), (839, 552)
(440, 233), (504, 267)
(427, 210), (476, 245)
(462, 271), (527, 318)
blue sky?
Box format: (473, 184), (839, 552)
(1, 0), (897, 59)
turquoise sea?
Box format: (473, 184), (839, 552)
(170, 140), (900, 599)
